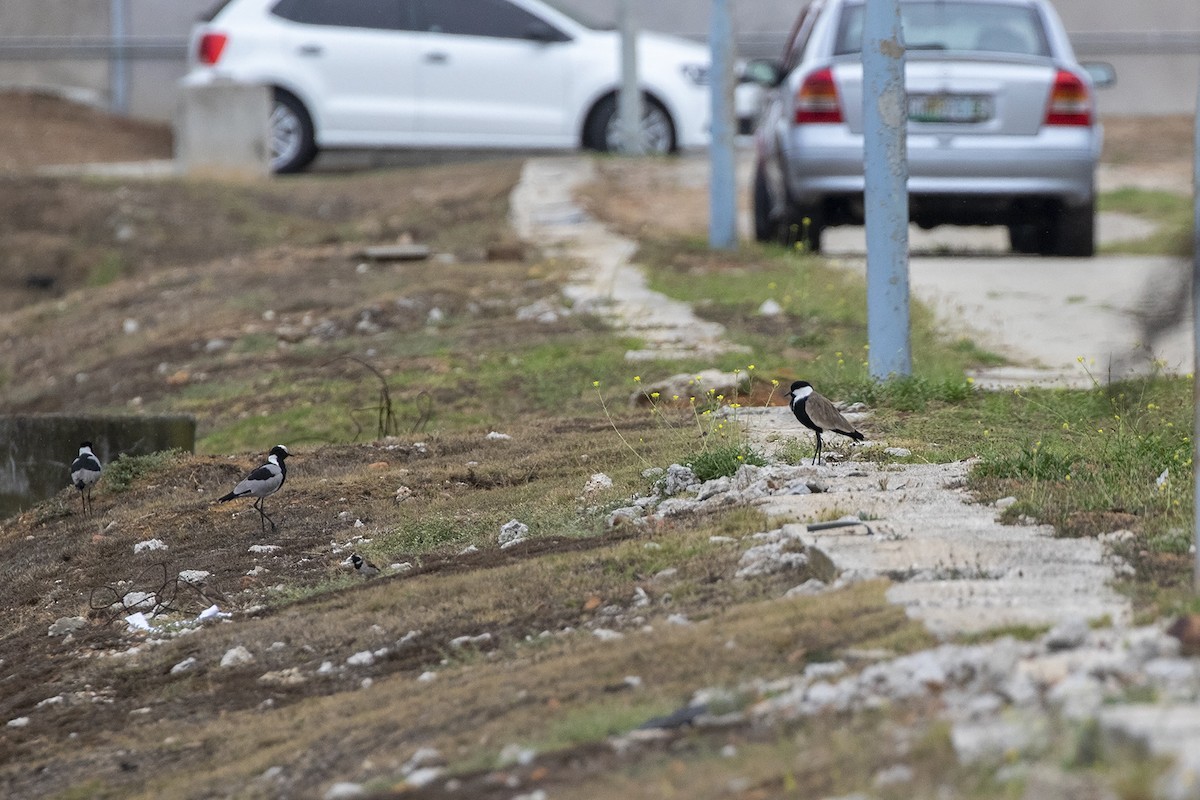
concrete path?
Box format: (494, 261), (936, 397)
(738, 406), (1131, 637)
(510, 157), (746, 362)
(510, 153), (1132, 638)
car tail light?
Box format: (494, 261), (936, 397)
(197, 32), (228, 66)
(1043, 70), (1092, 126)
(794, 68), (843, 124)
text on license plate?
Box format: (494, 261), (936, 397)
(908, 93), (992, 123)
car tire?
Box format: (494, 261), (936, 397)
(778, 200), (823, 254)
(583, 94), (676, 155)
(270, 89), (318, 174)
(1007, 221), (1045, 254)
(1050, 200), (1096, 258)
(753, 165), (773, 242)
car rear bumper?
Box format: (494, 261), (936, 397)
(781, 124), (1099, 208)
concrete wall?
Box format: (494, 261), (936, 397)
(0, 0), (1196, 119)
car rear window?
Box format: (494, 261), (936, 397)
(835, 1), (1050, 57)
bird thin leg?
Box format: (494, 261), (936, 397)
(812, 433), (823, 466)
(254, 497), (276, 533)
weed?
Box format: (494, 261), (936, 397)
(102, 449), (186, 493)
(688, 442), (767, 482)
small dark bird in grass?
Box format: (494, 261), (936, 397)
(70, 441), (102, 516)
(787, 380), (864, 465)
(218, 445), (290, 533)
(351, 554), (380, 578)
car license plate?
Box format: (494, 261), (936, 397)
(908, 93), (992, 123)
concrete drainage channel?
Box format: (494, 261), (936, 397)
(511, 156), (1200, 796)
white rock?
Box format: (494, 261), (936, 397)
(7, 717), (30, 728)
(171, 657), (199, 675)
(785, 579), (827, 597)
(405, 767), (444, 788)
(133, 538), (167, 554)
(884, 447), (912, 457)
(1044, 617), (1090, 651)
(247, 544), (281, 554)
(178, 570), (211, 585)
(873, 764), (914, 787)
(593, 628), (624, 641)
(323, 782), (366, 799)
(759, 298), (783, 316)
(662, 464), (699, 496)
(346, 651), (375, 667)
(220, 646), (255, 669)
(120, 591), (157, 611)
(581, 472), (614, 499)
(498, 519), (529, 545)
(48, 616), (87, 637)
(485, 430), (512, 440)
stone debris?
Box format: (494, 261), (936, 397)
(133, 538), (167, 554)
(219, 646), (255, 669)
(498, 519), (529, 548)
(48, 616), (87, 637)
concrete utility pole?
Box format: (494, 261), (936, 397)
(1192, 79), (1200, 592)
(109, 0), (129, 114)
(708, 0), (737, 249)
(617, 0), (643, 155)
(862, 0), (911, 379)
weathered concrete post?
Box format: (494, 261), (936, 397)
(863, 0), (912, 379)
(176, 82), (272, 178)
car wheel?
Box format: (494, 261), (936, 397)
(583, 94), (676, 154)
(1050, 200), (1096, 258)
(1007, 221), (1046, 254)
(270, 89), (318, 174)
(778, 201), (823, 254)
(752, 165), (773, 242)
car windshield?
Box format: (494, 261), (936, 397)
(536, 0), (610, 30)
(834, 1), (1050, 57)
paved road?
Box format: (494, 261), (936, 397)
(822, 227), (1191, 387)
(730, 150), (1194, 388)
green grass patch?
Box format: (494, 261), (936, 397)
(1098, 187), (1195, 257)
(102, 449), (187, 493)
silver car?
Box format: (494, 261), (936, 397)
(752, 0), (1114, 256)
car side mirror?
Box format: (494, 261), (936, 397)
(1082, 61), (1116, 88)
(743, 59), (785, 88)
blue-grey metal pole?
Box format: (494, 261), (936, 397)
(1192, 79), (1199, 593)
(618, 0), (642, 155)
(708, 0), (737, 249)
(110, 0), (129, 115)
(862, 0), (911, 379)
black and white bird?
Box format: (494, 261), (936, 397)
(218, 445), (290, 533)
(350, 554), (380, 578)
(70, 441), (103, 516)
(787, 380), (864, 465)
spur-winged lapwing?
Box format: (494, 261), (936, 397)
(350, 554), (380, 578)
(219, 445), (290, 533)
(70, 441), (102, 516)
(787, 380), (864, 465)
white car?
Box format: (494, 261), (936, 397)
(184, 0), (727, 173)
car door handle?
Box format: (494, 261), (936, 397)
(297, 43), (323, 57)
(424, 51), (449, 64)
